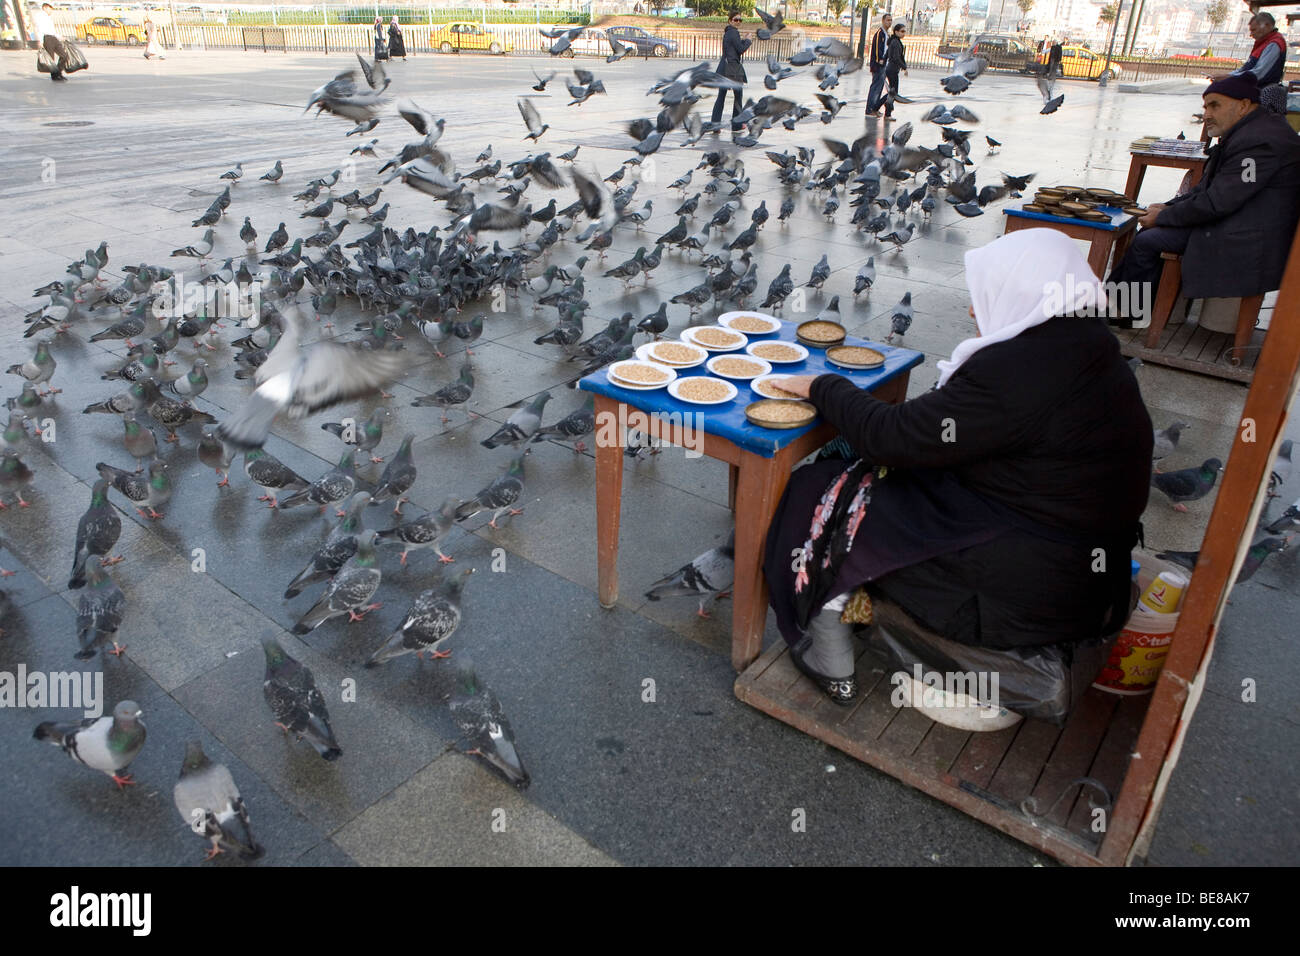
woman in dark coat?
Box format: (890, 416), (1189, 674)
(710, 11), (751, 130)
(388, 17), (407, 60)
(373, 17), (389, 61)
(765, 230), (1153, 704)
(883, 22), (908, 118)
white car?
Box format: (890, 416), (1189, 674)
(564, 27), (612, 57)
(840, 13), (854, 27)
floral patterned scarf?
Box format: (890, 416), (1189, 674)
(792, 459), (878, 630)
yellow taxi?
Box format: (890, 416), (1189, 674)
(1044, 44), (1120, 80)
(77, 16), (147, 45)
(429, 21), (513, 55)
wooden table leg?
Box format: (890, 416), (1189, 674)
(1124, 158), (1145, 201)
(1112, 224), (1135, 265)
(1087, 234), (1114, 279)
(730, 448), (797, 673)
(727, 463), (739, 512)
(594, 394), (624, 609)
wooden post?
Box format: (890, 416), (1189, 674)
(1100, 221), (1300, 865)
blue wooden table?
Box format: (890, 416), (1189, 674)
(1003, 203), (1139, 277)
(578, 320), (923, 671)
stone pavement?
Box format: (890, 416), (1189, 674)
(0, 47), (1295, 866)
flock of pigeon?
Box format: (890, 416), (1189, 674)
(4, 19), (1294, 862)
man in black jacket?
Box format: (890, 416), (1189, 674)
(865, 12), (892, 116)
(710, 11), (751, 130)
(1107, 74), (1300, 313)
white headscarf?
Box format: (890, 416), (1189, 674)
(935, 228), (1105, 388)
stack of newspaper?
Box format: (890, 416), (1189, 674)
(1129, 136), (1207, 157)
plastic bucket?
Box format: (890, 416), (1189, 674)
(1093, 557), (1184, 695)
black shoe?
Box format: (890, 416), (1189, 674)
(51, 74), (67, 81)
(790, 641), (858, 706)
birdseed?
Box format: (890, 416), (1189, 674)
(693, 327), (745, 348)
(677, 378), (733, 402)
(827, 346), (885, 367)
(753, 379), (803, 399)
(712, 357), (765, 378)
(798, 321), (845, 342)
(751, 343), (803, 362)
(728, 314), (779, 333)
(651, 342), (705, 365)
(612, 362), (670, 384)
(748, 400), (816, 424)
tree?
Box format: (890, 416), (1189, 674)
(1204, 0), (1231, 56)
(646, 0), (670, 12)
(1016, 0), (1034, 14)
(1098, 3), (1119, 24)
(828, 0), (849, 18)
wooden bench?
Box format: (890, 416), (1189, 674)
(1144, 252), (1266, 366)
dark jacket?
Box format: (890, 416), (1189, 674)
(869, 26), (888, 71)
(1155, 107), (1300, 298)
(388, 23), (406, 58)
(717, 25), (751, 83)
(885, 33), (907, 74)
(803, 315), (1152, 649)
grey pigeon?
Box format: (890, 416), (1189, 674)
(243, 448), (309, 509)
(1266, 497), (1300, 535)
(455, 451), (528, 527)
(173, 741), (264, 861)
(321, 406), (391, 463)
(292, 529), (382, 633)
(7, 339), (58, 395)
(370, 434), (416, 514)
(1152, 458), (1223, 512)
(284, 492), (371, 599)
(34, 700), (146, 787)
(75, 562), (126, 660)
(121, 412), (156, 472)
(261, 637), (341, 761)
(376, 497), (460, 565)
(365, 569), (473, 667)
(805, 254), (830, 290)
(1157, 534), (1291, 583)
(198, 428), (236, 487)
(854, 258), (876, 296)
(69, 479), (122, 589)
(217, 308), (408, 450)
(887, 293), (913, 343)
(1269, 439), (1293, 498)
(532, 394), (595, 454)
(280, 450), (357, 512)
(449, 664), (529, 788)
(412, 361), (474, 424)
(258, 160), (283, 183)
(1152, 421), (1187, 469)
(645, 531), (735, 617)
(0, 449), (35, 509)
(97, 459), (170, 520)
(481, 392), (551, 449)
(164, 358), (209, 400)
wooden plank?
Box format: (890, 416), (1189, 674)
(987, 719), (1062, 802)
(948, 722), (1022, 790)
(1026, 690), (1119, 828)
(840, 669), (905, 741)
(877, 703), (937, 755)
(913, 723), (973, 775)
(1072, 693), (1149, 838)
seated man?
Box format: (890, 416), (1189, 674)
(1108, 74), (1300, 323)
(1231, 12), (1289, 115)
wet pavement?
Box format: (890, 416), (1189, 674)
(0, 47), (1295, 866)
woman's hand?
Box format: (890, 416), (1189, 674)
(773, 375), (819, 399)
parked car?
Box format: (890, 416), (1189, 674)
(939, 33), (1035, 72)
(1055, 44), (1121, 80)
(605, 25), (677, 57)
(429, 21), (513, 54)
(840, 13), (854, 27)
(564, 27), (612, 57)
(77, 16), (146, 45)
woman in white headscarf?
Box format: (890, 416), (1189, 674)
(764, 229), (1153, 705)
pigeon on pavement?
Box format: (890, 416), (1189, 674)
(365, 568), (474, 667)
(261, 637), (342, 761)
(173, 741), (264, 861)
(34, 700), (146, 788)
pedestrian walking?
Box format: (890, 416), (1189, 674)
(711, 10), (752, 131)
(143, 15), (165, 60)
(883, 22), (908, 118)
(29, 2), (70, 81)
(373, 17), (389, 61)
(865, 12), (892, 116)
(387, 16), (407, 61)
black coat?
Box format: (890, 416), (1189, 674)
(885, 33), (907, 74)
(388, 24), (406, 58)
(1155, 108), (1300, 298)
(765, 315), (1152, 650)
(717, 25), (751, 83)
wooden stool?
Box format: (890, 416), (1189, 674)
(1143, 253), (1266, 364)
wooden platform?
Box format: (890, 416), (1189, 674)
(735, 640), (1151, 866)
(1114, 316), (1268, 384)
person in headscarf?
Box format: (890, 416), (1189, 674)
(388, 15), (406, 61)
(373, 16), (388, 61)
(764, 229), (1152, 705)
